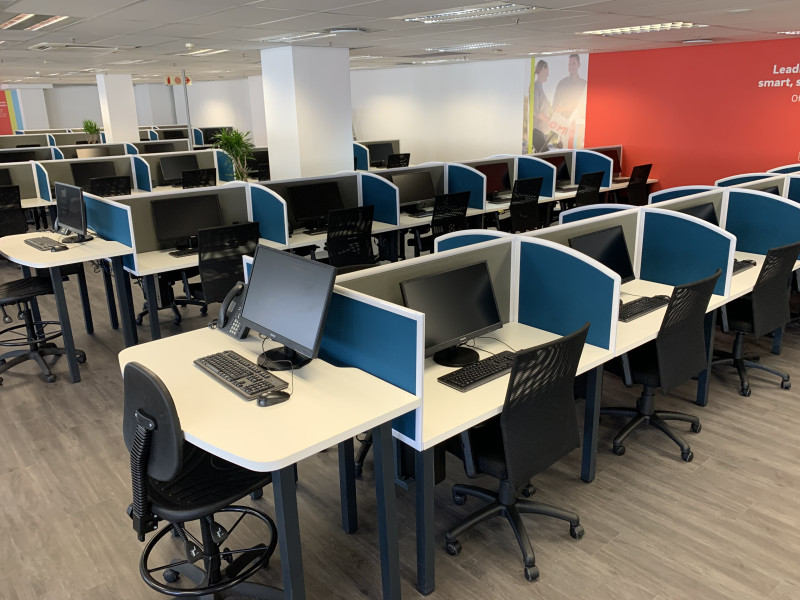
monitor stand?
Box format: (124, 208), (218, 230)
(260, 346), (311, 371)
(61, 233), (94, 244)
(433, 345), (479, 368)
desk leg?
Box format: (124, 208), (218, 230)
(76, 263), (94, 334)
(273, 465), (305, 600)
(771, 326), (784, 355)
(415, 447), (436, 595)
(102, 263), (119, 330)
(338, 437), (358, 534)
(21, 267), (44, 334)
(696, 309), (717, 407)
(581, 366), (603, 483)
(111, 257), (137, 347)
(143, 275), (161, 341)
(373, 422), (401, 600)
(49, 266), (80, 383)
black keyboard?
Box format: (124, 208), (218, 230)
(438, 350), (516, 392)
(194, 350), (288, 401)
(407, 209), (434, 218)
(24, 237), (67, 251)
(619, 295), (670, 322)
(733, 258), (756, 274)
(169, 248), (198, 257)
(303, 227), (328, 235)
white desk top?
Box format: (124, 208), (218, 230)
(285, 220), (396, 250)
(118, 328), (420, 472)
(0, 232), (132, 269)
(417, 321), (612, 450)
(398, 207), (484, 229)
(22, 197), (51, 209)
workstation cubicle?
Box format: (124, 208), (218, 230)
(0, 132), (54, 149)
(354, 139), (401, 170)
(131, 148), (235, 191)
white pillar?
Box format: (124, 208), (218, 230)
(261, 46), (352, 179)
(17, 88), (50, 129)
(96, 74), (139, 142)
(248, 75), (268, 147)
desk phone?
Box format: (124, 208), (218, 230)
(218, 282), (250, 340)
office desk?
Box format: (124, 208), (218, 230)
(0, 232), (134, 381)
(118, 328), (419, 600)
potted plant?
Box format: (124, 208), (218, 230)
(211, 128), (255, 181)
(82, 119), (101, 144)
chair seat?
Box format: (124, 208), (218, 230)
(0, 276), (53, 305)
(606, 342), (661, 388)
(468, 417), (509, 481)
(149, 443), (272, 523)
(721, 295), (754, 334)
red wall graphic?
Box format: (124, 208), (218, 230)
(0, 94), (12, 135)
(585, 39), (800, 190)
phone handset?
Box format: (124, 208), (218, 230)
(217, 281), (250, 340)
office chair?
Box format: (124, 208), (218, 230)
(616, 164), (652, 206)
(324, 205), (377, 269)
(407, 191), (470, 257)
(197, 222), (260, 303)
(123, 362), (281, 598)
(712, 242), (800, 396)
(386, 153), (410, 168)
(88, 175), (132, 197)
(603, 270), (721, 461)
(555, 171), (604, 221)
(443, 324), (589, 582)
(499, 177), (546, 233)
(182, 168), (217, 188)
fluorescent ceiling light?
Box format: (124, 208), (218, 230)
(259, 32), (336, 43)
(682, 39), (713, 44)
(25, 15), (68, 31)
(349, 55), (384, 61)
(403, 3), (535, 24)
(0, 13), (35, 29)
(583, 22), (708, 36)
(425, 42), (507, 52)
(777, 31), (800, 35)
(530, 48), (588, 56)
(411, 58), (470, 65)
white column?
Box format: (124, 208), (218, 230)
(17, 88), (50, 129)
(96, 74), (139, 142)
(261, 46), (353, 179)
(248, 75), (268, 147)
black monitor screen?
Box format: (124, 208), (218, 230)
(75, 146), (110, 159)
(142, 142), (174, 154)
(400, 261), (502, 367)
(240, 245), (336, 368)
(367, 142), (394, 166)
(163, 129), (187, 140)
(160, 154), (199, 185)
(286, 181), (344, 229)
(0, 168), (11, 186)
(55, 182), (91, 243)
(568, 225), (635, 283)
(202, 127), (230, 143)
(390, 171), (436, 207)
(542, 155), (570, 184)
(475, 162), (511, 195)
(595, 148), (622, 176)
(150, 194), (223, 250)
(70, 160), (116, 189)
(679, 202), (719, 226)
(760, 185), (780, 195)
(0, 151), (37, 163)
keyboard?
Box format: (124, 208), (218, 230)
(438, 350), (516, 392)
(169, 248), (198, 257)
(619, 295), (670, 322)
(407, 209), (434, 218)
(733, 258), (756, 274)
(24, 237), (67, 251)
(194, 350), (289, 401)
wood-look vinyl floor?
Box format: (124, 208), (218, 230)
(0, 257), (798, 599)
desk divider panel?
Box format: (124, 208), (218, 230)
(517, 155), (556, 197)
(34, 163), (51, 202)
(360, 172), (399, 225)
(446, 163), (485, 209)
(132, 155), (152, 191)
(643, 189), (727, 226)
(787, 176), (800, 204)
(517, 237), (618, 351)
(47, 134), (56, 146)
(125, 143), (139, 154)
(769, 164), (800, 174)
(726, 190), (800, 254)
(574, 150), (612, 188)
(640, 208), (734, 297)
(148, 130), (158, 141)
(353, 143), (368, 171)
(649, 186), (716, 204)
(435, 229), (513, 253)
(249, 184), (288, 245)
(192, 128), (203, 146)
(52, 148), (64, 160)
(715, 173), (773, 187)
(560, 203), (632, 224)
(85, 195), (136, 269)
(214, 150), (235, 182)
(723, 173), (787, 196)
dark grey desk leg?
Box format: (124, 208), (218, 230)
(273, 465), (305, 600)
(771, 326), (784, 355)
(338, 437), (358, 534)
(49, 266), (80, 383)
(581, 366), (603, 483)
(21, 266), (44, 334)
(76, 263), (93, 334)
(373, 422), (401, 600)
(696, 309), (717, 407)
(102, 263), (119, 330)
(111, 257), (137, 347)
(415, 447), (436, 595)
(143, 274), (161, 341)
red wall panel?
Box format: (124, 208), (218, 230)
(585, 39), (800, 190)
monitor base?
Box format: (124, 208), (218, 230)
(433, 346), (479, 368)
(260, 346), (311, 371)
(61, 233), (94, 244)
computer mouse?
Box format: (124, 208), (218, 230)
(50, 245), (68, 252)
(257, 390), (291, 407)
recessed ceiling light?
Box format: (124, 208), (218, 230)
(402, 3), (535, 24)
(682, 38), (713, 44)
(727, 8), (752, 14)
(529, 48), (588, 56)
(349, 55), (384, 61)
(0, 13), (35, 29)
(425, 42), (507, 52)
(259, 32), (336, 43)
(412, 58), (470, 65)
(24, 15), (68, 31)
(583, 22), (708, 36)
(777, 31), (800, 35)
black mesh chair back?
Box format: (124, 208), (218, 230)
(655, 269), (721, 391)
(326, 204), (375, 268)
(257, 162), (270, 181)
(509, 177), (544, 233)
(430, 191), (470, 240)
(626, 164), (652, 206)
(386, 153), (410, 168)
(501, 323), (589, 494)
(0, 185), (28, 237)
(88, 175), (131, 197)
(573, 171), (604, 208)
(749, 242), (800, 337)
(181, 168), (216, 188)
(197, 222), (260, 304)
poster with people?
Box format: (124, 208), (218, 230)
(522, 53), (589, 153)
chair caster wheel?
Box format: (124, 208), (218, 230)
(682, 451), (694, 462)
(445, 540), (461, 556)
(0, 376), (3, 385)
(570, 524), (584, 539)
(453, 492), (466, 506)
(200, 307), (208, 316)
(250, 489), (263, 500)
(781, 380), (791, 390)
(76, 352), (87, 364)
(135, 317), (144, 326)
(163, 569), (179, 583)
(691, 422), (701, 433)
(521, 484), (536, 497)
(44, 374), (56, 383)
(524, 565), (539, 581)
(612, 445), (625, 456)
(740, 387), (751, 397)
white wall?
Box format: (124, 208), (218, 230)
(134, 83), (176, 127)
(17, 89), (50, 129)
(351, 59), (528, 163)
(43, 85), (102, 128)
(247, 75), (268, 147)
(173, 79), (253, 133)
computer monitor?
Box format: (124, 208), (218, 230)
(389, 171), (436, 209)
(150, 194), (223, 250)
(595, 148), (622, 176)
(181, 168), (217, 188)
(160, 154), (200, 185)
(16, 144), (40, 148)
(55, 182), (93, 243)
(0, 150), (37, 163)
(162, 129), (187, 140)
(201, 127), (230, 144)
(75, 146), (110, 159)
(142, 142), (175, 154)
(568, 225), (635, 283)
(197, 221), (260, 304)
(70, 160), (116, 189)
(474, 162), (511, 197)
(286, 181), (344, 230)
(0, 168), (11, 186)
(367, 142), (394, 167)
(679, 202), (719, 226)
(542, 155), (570, 185)
(761, 185), (780, 196)
(400, 261), (502, 367)
(240, 245), (336, 370)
